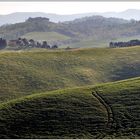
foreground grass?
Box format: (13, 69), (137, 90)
(0, 77), (140, 138)
(0, 87), (108, 138)
(0, 47), (140, 102)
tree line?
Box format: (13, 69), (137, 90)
(109, 39), (140, 48)
(0, 37), (58, 49)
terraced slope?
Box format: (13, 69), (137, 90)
(0, 77), (140, 138)
(0, 47), (140, 102)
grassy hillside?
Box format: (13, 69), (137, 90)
(21, 31), (71, 42)
(0, 77), (139, 138)
(0, 47), (140, 102)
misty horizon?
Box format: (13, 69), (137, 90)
(0, 2), (140, 15)
(0, 8), (140, 16)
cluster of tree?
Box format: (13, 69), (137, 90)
(0, 38), (7, 49)
(8, 38), (58, 49)
(109, 39), (140, 48)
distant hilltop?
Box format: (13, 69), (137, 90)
(26, 17), (50, 22)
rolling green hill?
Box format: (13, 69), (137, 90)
(0, 47), (140, 102)
(0, 46), (139, 138)
(0, 77), (139, 138)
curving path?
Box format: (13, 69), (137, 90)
(92, 91), (114, 129)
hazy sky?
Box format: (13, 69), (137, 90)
(0, 2), (140, 15)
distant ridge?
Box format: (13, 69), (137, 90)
(0, 9), (140, 26)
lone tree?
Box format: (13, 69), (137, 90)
(42, 41), (50, 48)
(36, 42), (42, 48)
(0, 38), (7, 49)
(29, 39), (35, 47)
(52, 44), (58, 49)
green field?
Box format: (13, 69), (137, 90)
(21, 31), (71, 42)
(0, 77), (140, 138)
(67, 39), (108, 48)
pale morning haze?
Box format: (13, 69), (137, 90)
(0, 2), (140, 15)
